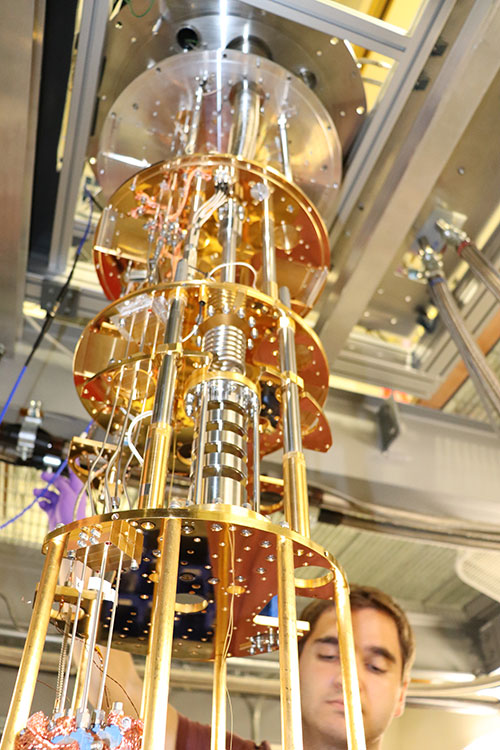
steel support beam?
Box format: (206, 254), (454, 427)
(264, 389), (500, 526)
(48, 0), (108, 273)
(335, 0), (457, 224)
(239, 0), (409, 58)
(320, 1), (500, 364)
(0, 0), (45, 356)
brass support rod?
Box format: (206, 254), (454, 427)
(0, 537), (66, 749)
(333, 572), (367, 750)
(141, 517), (181, 749)
(71, 617), (92, 713)
(282, 451), (309, 538)
(211, 639), (228, 750)
(211, 532), (230, 750)
(277, 535), (303, 750)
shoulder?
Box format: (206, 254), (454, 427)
(176, 714), (270, 750)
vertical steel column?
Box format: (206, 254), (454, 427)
(278, 288), (309, 537)
(277, 535), (303, 750)
(192, 381), (209, 506)
(262, 189), (278, 299)
(333, 572), (366, 750)
(278, 113), (293, 182)
(0, 537), (66, 749)
(141, 517), (182, 748)
(219, 198), (241, 283)
(227, 80), (261, 160)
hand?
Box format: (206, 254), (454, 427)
(34, 469), (87, 529)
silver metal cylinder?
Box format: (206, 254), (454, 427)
(227, 80), (261, 160)
(187, 379), (258, 507)
(278, 113), (293, 182)
(203, 324), (247, 373)
(262, 187), (278, 299)
(218, 197), (242, 283)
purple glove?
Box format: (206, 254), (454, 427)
(34, 469), (87, 529)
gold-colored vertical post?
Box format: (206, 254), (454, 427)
(71, 633), (91, 713)
(210, 532), (230, 750)
(141, 517), (181, 749)
(333, 571), (366, 750)
(0, 537), (66, 749)
(277, 535), (303, 750)
(210, 640), (227, 750)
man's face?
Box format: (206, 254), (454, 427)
(299, 607), (408, 750)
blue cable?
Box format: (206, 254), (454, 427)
(0, 366), (27, 426)
(0, 190), (94, 429)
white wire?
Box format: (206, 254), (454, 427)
(208, 262), (258, 286)
(126, 410), (153, 465)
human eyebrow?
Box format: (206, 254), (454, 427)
(314, 636), (339, 647)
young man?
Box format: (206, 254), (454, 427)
(83, 584), (414, 750)
(167, 585), (415, 750)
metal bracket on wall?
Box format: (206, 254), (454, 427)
(376, 395), (401, 451)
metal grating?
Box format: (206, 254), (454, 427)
(307, 521), (479, 616)
(0, 463), (49, 548)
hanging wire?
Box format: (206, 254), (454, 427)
(124, 0), (155, 18)
(0, 189), (94, 428)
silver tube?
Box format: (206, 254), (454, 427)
(78, 544), (109, 723)
(429, 276), (500, 433)
(192, 382), (209, 505)
(185, 83), (204, 155)
(278, 288), (303, 453)
(227, 80), (261, 159)
(95, 550), (124, 713)
(219, 198), (241, 283)
(59, 547), (90, 714)
(278, 113), (293, 182)
(252, 401), (260, 513)
(262, 188), (277, 299)
(460, 243), (500, 304)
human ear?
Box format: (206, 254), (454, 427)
(393, 679), (409, 718)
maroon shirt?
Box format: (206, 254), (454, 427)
(176, 714), (271, 750)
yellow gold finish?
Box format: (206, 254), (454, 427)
(93, 155), (330, 315)
(283, 451), (310, 538)
(0, 537), (66, 749)
(277, 535), (304, 750)
(66, 519), (143, 570)
(138, 422), (173, 509)
(211, 530), (230, 750)
(333, 574), (367, 750)
(141, 517), (182, 749)
(71, 594), (98, 712)
(282, 371), (304, 389)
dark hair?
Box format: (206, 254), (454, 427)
(298, 584), (416, 680)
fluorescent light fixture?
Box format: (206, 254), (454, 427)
(101, 152), (151, 169)
(464, 730), (500, 749)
